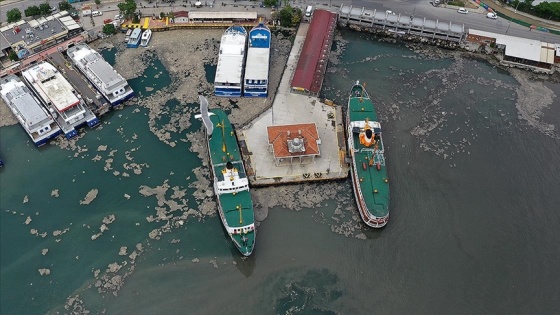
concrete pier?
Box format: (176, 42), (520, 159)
(238, 23), (349, 187)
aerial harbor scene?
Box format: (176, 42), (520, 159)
(0, 0), (559, 313)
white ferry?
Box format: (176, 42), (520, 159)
(67, 43), (134, 106)
(22, 62), (100, 139)
(214, 26), (247, 97)
(127, 28), (142, 48)
(244, 23), (271, 97)
(0, 75), (61, 146)
(140, 29), (152, 47)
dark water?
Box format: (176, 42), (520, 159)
(204, 63), (217, 85)
(1, 30), (560, 314)
(100, 48), (117, 66)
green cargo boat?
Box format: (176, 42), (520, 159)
(196, 95), (255, 256)
(347, 81), (390, 228)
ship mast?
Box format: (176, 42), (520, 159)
(198, 95), (214, 137)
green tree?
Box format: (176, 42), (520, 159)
(6, 8), (22, 23)
(263, 0), (276, 7)
(279, 6), (299, 27)
(95, 0), (101, 5)
(291, 7), (302, 25)
(39, 2), (52, 15)
(58, 1), (72, 11)
(9, 50), (20, 61)
(102, 23), (117, 35)
(118, 0), (137, 19)
(25, 6), (40, 17)
(534, 1), (560, 21)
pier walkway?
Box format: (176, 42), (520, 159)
(49, 52), (110, 116)
(238, 22), (349, 186)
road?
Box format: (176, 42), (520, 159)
(2, 0), (559, 43)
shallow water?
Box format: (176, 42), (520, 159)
(1, 29), (560, 314)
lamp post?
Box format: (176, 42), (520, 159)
(506, 1), (521, 34)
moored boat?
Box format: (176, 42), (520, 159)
(214, 26), (247, 97)
(127, 28), (142, 48)
(347, 80), (390, 227)
(243, 23), (271, 97)
(0, 75), (61, 146)
(125, 29), (132, 43)
(67, 42), (134, 106)
(140, 29), (152, 47)
(21, 62), (99, 139)
(196, 95), (256, 256)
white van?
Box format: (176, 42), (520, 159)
(486, 12), (497, 19)
(92, 11), (103, 17)
(305, 5), (313, 17)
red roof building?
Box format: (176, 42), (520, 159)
(267, 123), (321, 166)
(291, 10), (337, 96)
(173, 11), (189, 18)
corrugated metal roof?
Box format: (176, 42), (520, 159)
(291, 10), (337, 94)
(189, 11), (257, 20)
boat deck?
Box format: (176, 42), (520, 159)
(49, 52), (110, 116)
(208, 109), (244, 168)
(348, 84), (389, 218)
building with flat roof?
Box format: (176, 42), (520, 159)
(0, 11), (82, 59)
(467, 29), (556, 72)
(188, 12), (258, 23)
(267, 123), (321, 166)
(338, 5), (464, 42)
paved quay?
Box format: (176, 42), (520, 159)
(238, 22), (349, 186)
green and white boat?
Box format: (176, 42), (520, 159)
(196, 95), (256, 256)
(347, 81), (390, 228)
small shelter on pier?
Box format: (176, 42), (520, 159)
(267, 123), (321, 166)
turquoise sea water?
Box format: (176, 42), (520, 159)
(1, 29), (560, 314)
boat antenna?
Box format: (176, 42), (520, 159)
(198, 94), (213, 137)
(218, 120), (227, 152)
(236, 204), (243, 224)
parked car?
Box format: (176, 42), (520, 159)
(486, 12), (497, 19)
(92, 11), (103, 17)
(457, 7), (468, 14)
(386, 10), (395, 15)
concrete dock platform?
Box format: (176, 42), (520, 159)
(238, 23), (349, 186)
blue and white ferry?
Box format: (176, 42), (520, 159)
(0, 75), (61, 146)
(127, 28), (142, 48)
(67, 43), (134, 106)
(243, 23), (271, 97)
(22, 62), (99, 139)
(214, 26), (247, 97)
